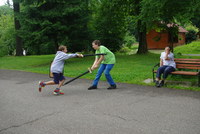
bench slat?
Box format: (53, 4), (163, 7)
(176, 64), (200, 67)
(171, 71), (199, 76)
(176, 65), (200, 70)
(175, 58), (200, 62)
(176, 66), (200, 70)
(153, 70), (199, 76)
(175, 61), (200, 64)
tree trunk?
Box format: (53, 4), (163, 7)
(168, 33), (174, 52)
(13, 1), (23, 56)
(137, 20), (148, 54)
(6, 0), (11, 7)
(134, 0), (148, 54)
(168, 24), (179, 53)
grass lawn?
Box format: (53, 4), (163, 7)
(174, 41), (200, 54)
(0, 52), (199, 91)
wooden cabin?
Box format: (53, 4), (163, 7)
(146, 25), (188, 49)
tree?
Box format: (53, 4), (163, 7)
(134, 0), (147, 54)
(91, 0), (127, 52)
(19, 0), (91, 55)
(0, 5), (15, 56)
(13, 0), (23, 56)
(191, 4), (200, 30)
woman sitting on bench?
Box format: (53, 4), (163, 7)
(155, 46), (176, 87)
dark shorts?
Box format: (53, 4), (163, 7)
(53, 73), (65, 84)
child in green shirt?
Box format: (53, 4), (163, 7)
(88, 40), (117, 90)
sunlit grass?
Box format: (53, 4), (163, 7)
(174, 40), (200, 54)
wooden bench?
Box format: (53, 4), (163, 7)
(152, 58), (200, 87)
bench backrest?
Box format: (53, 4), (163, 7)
(174, 58), (200, 70)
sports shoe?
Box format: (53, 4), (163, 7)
(107, 85), (117, 89)
(59, 90), (64, 95)
(159, 80), (165, 87)
(88, 85), (97, 90)
(53, 89), (64, 95)
(155, 80), (160, 87)
(38, 81), (45, 92)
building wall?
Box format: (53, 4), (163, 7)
(173, 33), (186, 47)
(146, 30), (186, 49)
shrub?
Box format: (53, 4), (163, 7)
(185, 25), (198, 44)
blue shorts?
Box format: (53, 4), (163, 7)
(53, 73), (65, 84)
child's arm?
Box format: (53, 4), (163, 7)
(160, 58), (163, 67)
(63, 53), (83, 59)
(160, 52), (164, 67)
(76, 54), (83, 57)
(91, 55), (104, 70)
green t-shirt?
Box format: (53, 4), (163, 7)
(95, 46), (116, 64)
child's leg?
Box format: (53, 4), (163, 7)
(58, 79), (65, 88)
(54, 73), (65, 95)
(155, 66), (168, 87)
(156, 66), (167, 81)
(39, 81), (56, 92)
(92, 64), (106, 86)
(44, 81), (56, 85)
(158, 66), (175, 87)
(88, 64), (106, 90)
(38, 73), (60, 92)
(104, 64), (115, 86)
(163, 66), (175, 80)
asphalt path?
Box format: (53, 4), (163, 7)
(0, 69), (200, 134)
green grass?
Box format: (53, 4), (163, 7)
(0, 55), (55, 73)
(174, 40), (200, 54)
(0, 53), (199, 91)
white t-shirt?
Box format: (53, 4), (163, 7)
(160, 52), (176, 69)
